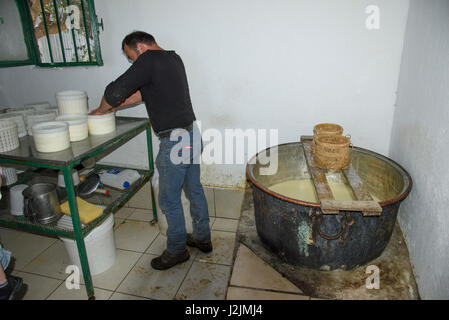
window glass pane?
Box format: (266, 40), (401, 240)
(28, 0), (98, 64)
(28, 0), (54, 63)
(80, 0), (96, 62)
(0, 0), (29, 61)
(71, 0), (93, 62)
(55, 0), (77, 62)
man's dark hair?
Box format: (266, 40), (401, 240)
(122, 31), (156, 52)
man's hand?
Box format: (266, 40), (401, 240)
(89, 96), (115, 115)
(89, 107), (114, 115)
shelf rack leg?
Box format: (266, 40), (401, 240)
(146, 124), (158, 224)
(62, 166), (95, 300)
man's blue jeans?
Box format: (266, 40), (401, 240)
(156, 124), (211, 254)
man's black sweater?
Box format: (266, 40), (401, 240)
(104, 50), (196, 134)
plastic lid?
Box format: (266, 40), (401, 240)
(56, 114), (88, 125)
(123, 181), (130, 188)
(32, 121), (68, 134)
(56, 90), (87, 100)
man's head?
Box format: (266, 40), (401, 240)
(122, 31), (160, 62)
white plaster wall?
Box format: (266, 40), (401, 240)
(0, 0), (409, 187)
(389, 0), (449, 300)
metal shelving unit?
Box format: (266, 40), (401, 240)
(0, 116), (157, 299)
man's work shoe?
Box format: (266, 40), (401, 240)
(0, 276), (23, 300)
(186, 233), (213, 253)
(151, 249), (190, 270)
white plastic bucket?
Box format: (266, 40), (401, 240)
(57, 169), (80, 187)
(56, 114), (88, 142)
(152, 168), (193, 236)
(87, 112), (116, 135)
(56, 90), (88, 115)
(9, 184), (28, 216)
(57, 213), (116, 275)
(32, 121), (70, 153)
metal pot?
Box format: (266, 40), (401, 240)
(246, 142), (412, 271)
(22, 183), (61, 225)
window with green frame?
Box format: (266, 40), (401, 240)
(0, 0), (103, 68)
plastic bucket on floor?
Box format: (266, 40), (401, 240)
(57, 213), (116, 275)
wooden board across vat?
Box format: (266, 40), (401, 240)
(300, 136), (382, 216)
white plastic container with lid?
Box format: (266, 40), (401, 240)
(32, 121), (70, 153)
(57, 213), (116, 275)
(0, 113), (27, 137)
(87, 112), (116, 135)
(56, 90), (88, 115)
(25, 111), (57, 136)
(56, 114), (88, 141)
(99, 168), (141, 190)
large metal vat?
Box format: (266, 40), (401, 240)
(246, 142), (412, 270)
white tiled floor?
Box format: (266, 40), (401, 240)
(226, 244), (310, 300)
(0, 186), (241, 300)
(0, 186), (313, 300)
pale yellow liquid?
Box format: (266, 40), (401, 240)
(269, 179), (381, 203)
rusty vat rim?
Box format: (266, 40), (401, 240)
(246, 142), (413, 209)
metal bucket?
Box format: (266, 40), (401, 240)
(246, 142), (412, 270)
(22, 183), (61, 225)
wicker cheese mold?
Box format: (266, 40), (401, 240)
(312, 123), (344, 153)
(314, 134), (352, 170)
